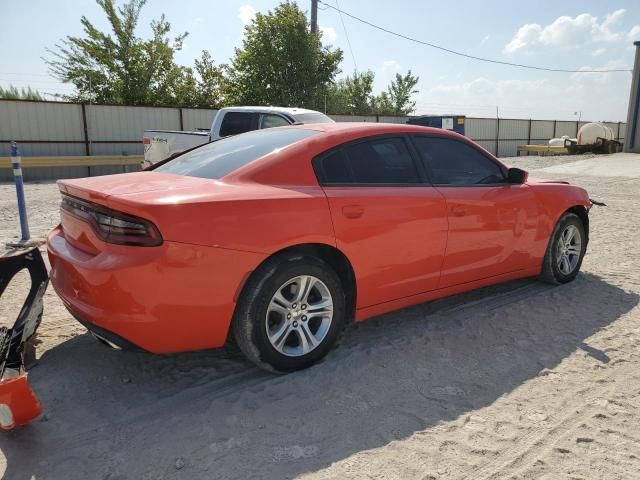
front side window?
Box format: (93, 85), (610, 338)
(412, 136), (506, 185)
(219, 112), (257, 137)
(156, 128), (318, 179)
(316, 137), (421, 184)
(260, 114), (290, 129)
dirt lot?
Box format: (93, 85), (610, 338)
(1, 153), (640, 480)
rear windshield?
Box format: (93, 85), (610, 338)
(155, 128), (318, 179)
(293, 112), (334, 124)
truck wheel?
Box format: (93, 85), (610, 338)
(232, 254), (346, 373)
(539, 212), (587, 284)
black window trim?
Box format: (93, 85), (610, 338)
(312, 133), (431, 187)
(408, 133), (512, 188)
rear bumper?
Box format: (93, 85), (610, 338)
(0, 247), (48, 429)
(47, 226), (266, 353)
(66, 306), (145, 352)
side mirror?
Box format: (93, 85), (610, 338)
(507, 167), (528, 184)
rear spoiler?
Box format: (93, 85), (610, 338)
(0, 247), (48, 429)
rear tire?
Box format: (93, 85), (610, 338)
(232, 254), (346, 373)
(539, 212), (587, 284)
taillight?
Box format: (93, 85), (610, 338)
(60, 194), (162, 246)
(142, 137), (151, 145)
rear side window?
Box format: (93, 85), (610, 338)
(260, 114), (290, 129)
(293, 112), (335, 124)
(220, 112), (257, 137)
(412, 136), (506, 185)
(155, 128), (318, 179)
(316, 137), (421, 184)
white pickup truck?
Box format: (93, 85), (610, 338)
(142, 106), (334, 166)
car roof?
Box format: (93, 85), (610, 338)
(285, 121), (464, 137)
(219, 106), (324, 115)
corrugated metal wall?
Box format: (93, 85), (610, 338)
(0, 100), (628, 161)
(182, 108), (218, 131)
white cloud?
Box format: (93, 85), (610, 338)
(504, 24), (542, 53)
(416, 72), (630, 121)
(381, 60), (400, 72)
(570, 59), (629, 85)
(238, 5), (257, 27)
(629, 25), (640, 41)
(480, 35), (490, 44)
(592, 47), (606, 56)
(504, 10), (635, 54)
(319, 25), (337, 43)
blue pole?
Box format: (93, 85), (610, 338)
(10, 142), (30, 241)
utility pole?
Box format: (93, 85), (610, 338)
(311, 0), (318, 33)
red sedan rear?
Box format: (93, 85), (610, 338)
(47, 123), (591, 372)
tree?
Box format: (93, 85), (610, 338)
(193, 51), (226, 108)
(225, 1), (343, 108)
(0, 85), (45, 100)
(325, 70), (419, 116)
(326, 70), (375, 114)
(383, 70), (419, 115)
(45, 0), (223, 107)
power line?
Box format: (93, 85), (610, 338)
(334, 0), (357, 72)
(318, 1), (633, 74)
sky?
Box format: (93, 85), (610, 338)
(0, 0), (638, 121)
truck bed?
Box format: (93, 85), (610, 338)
(143, 130), (210, 167)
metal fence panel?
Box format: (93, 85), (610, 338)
(619, 122), (626, 141)
(0, 100), (83, 142)
(498, 119), (529, 140)
(497, 140), (522, 158)
(474, 140), (497, 156)
(530, 120), (554, 141)
(0, 101), (629, 161)
(182, 108), (217, 131)
(86, 105), (179, 142)
(555, 121), (578, 138)
(86, 105), (179, 156)
(377, 115), (410, 124)
(6, 142), (86, 157)
(466, 118), (498, 142)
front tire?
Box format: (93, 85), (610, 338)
(540, 212), (587, 284)
(232, 254), (346, 373)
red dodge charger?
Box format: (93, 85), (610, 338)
(47, 123), (590, 372)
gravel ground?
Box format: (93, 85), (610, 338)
(1, 153), (640, 480)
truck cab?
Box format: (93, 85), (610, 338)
(143, 106), (333, 167)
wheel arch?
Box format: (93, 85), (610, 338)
(232, 243), (358, 333)
(563, 205), (590, 244)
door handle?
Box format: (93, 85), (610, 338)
(342, 205), (365, 219)
(451, 205), (466, 217)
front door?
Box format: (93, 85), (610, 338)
(410, 134), (538, 288)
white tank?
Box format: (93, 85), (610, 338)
(577, 122), (614, 145)
(548, 135), (571, 146)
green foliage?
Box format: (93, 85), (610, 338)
(224, 1), (343, 108)
(0, 85), (45, 100)
(326, 69), (419, 116)
(46, 0), (223, 107)
(43, 0), (417, 114)
(325, 70), (375, 115)
(383, 70), (419, 115)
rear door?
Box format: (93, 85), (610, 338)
(314, 135), (449, 308)
(410, 135), (538, 288)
